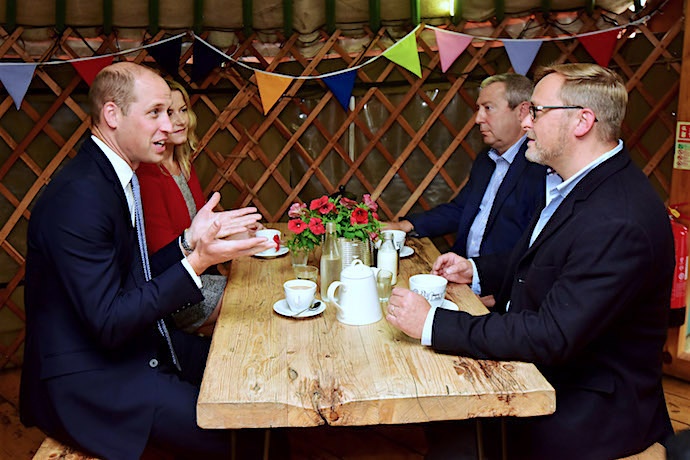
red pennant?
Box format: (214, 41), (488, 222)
(577, 29), (619, 68)
(71, 56), (114, 86)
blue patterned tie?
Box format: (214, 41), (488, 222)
(131, 172), (181, 372)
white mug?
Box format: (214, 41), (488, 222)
(409, 274), (447, 308)
(256, 229), (281, 256)
(284, 279), (317, 312)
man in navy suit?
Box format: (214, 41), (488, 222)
(386, 64), (673, 459)
(20, 62), (274, 459)
(386, 73), (547, 259)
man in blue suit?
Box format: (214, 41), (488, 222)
(20, 62), (274, 459)
(387, 64), (673, 459)
(386, 73), (548, 259)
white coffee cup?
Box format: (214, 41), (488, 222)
(409, 274), (447, 308)
(256, 229), (281, 256)
(382, 229), (406, 252)
(283, 279), (317, 312)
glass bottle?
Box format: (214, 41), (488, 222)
(377, 232), (398, 284)
(320, 222), (341, 301)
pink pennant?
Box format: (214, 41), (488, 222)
(434, 29), (473, 73)
(71, 56), (114, 86)
(578, 29), (619, 68)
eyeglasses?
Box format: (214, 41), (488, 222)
(529, 104), (585, 121)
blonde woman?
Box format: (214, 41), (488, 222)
(138, 80), (224, 335)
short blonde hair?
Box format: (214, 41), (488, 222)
(89, 62), (152, 126)
(534, 63), (627, 142)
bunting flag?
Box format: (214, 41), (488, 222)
(0, 64), (37, 109)
(503, 40), (543, 76)
(147, 35), (182, 78)
(71, 55), (114, 85)
(434, 29), (473, 73)
(192, 38), (225, 84)
(382, 29), (422, 77)
(322, 70), (357, 111)
(578, 29), (619, 67)
(255, 71), (293, 114)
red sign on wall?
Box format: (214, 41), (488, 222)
(675, 121), (690, 170)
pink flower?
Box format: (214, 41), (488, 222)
(288, 218), (308, 234)
(308, 217), (326, 235)
(340, 197), (357, 209)
(288, 202), (307, 218)
(309, 196), (335, 215)
(350, 207), (369, 226)
(372, 211), (379, 221)
(363, 194), (378, 212)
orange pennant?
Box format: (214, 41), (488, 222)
(255, 71), (293, 115)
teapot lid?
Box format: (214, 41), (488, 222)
(341, 259), (373, 279)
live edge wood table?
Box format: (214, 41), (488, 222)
(197, 226), (555, 433)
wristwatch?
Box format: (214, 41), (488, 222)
(181, 229), (194, 253)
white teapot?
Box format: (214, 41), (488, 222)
(327, 259), (382, 325)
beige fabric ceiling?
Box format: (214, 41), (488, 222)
(3, 0), (635, 33)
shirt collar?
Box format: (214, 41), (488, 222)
(549, 139), (624, 199)
(92, 135), (134, 192)
(487, 134), (527, 165)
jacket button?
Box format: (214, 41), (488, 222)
(148, 358), (159, 368)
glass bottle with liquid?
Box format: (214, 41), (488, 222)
(320, 222), (341, 301)
(377, 232), (398, 284)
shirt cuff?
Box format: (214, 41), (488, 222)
(181, 257), (203, 288)
(469, 258), (481, 295)
(421, 306), (437, 346)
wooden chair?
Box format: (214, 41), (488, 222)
(33, 436), (175, 460)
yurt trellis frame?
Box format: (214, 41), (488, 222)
(0, 2), (682, 368)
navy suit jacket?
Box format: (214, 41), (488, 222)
(434, 148), (673, 459)
(20, 136), (205, 458)
(406, 139), (546, 257)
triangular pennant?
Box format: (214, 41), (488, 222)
(322, 70), (357, 111)
(578, 29), (619, 67)
(503, 40), (543, 76)
(147, 36), (182, 78)
(192, 39), (225, 84)
(0, 64), (37, 109)
(71, 55), (114, 86)
(382, 30), (422, 78)
(434, 29), (473, 73)
(254, 71), (293, 115)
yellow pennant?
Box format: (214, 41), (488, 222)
(255, 71), (293, 115)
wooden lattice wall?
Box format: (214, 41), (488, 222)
(0, 1), (683, 368)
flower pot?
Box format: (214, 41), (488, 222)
(338, 237), (373, 269)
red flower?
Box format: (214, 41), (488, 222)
(309, 196), (335, 215)
(350, 207), (369, 226)
(288, 218), (308, 234)
(340, 197), (357, 209)
(372, 211), (379, 221)
(308, 217), (326, 235)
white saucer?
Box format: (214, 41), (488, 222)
(273, 299), (326, 318)
(438, 299), (459, 311)
(255, 247), (289, 258)
(399, 246), (414, 258)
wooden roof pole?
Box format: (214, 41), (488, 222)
(663, 0), (690, 380)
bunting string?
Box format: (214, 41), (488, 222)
(0, 13), (657, 113)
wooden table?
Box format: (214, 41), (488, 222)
(197, 226), (555, 429)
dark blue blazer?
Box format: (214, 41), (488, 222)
(406, 139), (546, 257)
(435, 148), (673, 459)
(20, 136), (204, 458)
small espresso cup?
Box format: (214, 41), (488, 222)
(283, 279), (317, 312)
(382, 229), (406, 252)
(294, 265), (319, 283)
(408, 274), (447, 308)
(256, 229), (281, 256)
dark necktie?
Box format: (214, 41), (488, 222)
(131, 172), (181, 372)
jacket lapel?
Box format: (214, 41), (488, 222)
(485, 138), (529, 231)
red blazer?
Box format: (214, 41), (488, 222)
(137, 162), (206, 253)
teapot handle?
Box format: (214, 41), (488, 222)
(327, 281), (344, 311)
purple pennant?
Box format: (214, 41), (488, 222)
(0, 64), (37, 109)
(322, 69), (357, 111)
(503, 40), (543, 76)
(192, 39), (225, 84)
(147, 36), (182, 78)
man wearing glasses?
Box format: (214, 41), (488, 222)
(384, 73), (548, 264)
(387, 63), (673, 459)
